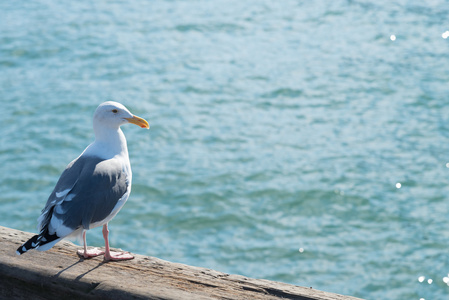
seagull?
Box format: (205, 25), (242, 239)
(16, 101), (149, 261)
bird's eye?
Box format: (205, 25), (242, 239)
(112, 109), (118, 113)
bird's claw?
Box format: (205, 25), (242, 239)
(104, 251), (134, 261)
(77, 248), (105, 258)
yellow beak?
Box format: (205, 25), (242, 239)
(125, 115), (150, 129)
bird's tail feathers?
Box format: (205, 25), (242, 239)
(16, 234), (39, 255)
(16, 230), (62, 255)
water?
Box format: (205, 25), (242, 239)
(1, 1), (449, 298)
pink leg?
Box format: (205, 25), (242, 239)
(77, 230), (104, 258)
(102, 223), (134, 261)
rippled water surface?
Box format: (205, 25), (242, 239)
(2, 1), (449, 299)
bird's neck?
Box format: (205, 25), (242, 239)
(86, 127), (129, 160)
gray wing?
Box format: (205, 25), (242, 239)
(39, 155), (129, 237)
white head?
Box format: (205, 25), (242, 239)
(93, 101), (149, 133)
(84, 101), (148, 158)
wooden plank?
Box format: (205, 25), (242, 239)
(0, 226), (363, 300)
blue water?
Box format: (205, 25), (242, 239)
(1, 1), (449, 299)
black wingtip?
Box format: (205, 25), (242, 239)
(16, 234), (39, 255)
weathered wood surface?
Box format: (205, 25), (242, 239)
(0, 226), (363, 300)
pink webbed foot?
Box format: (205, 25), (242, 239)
(77, 248), (105, 259)
(104, 251), (134, 261)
